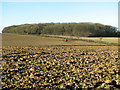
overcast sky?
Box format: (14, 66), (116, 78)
(0, 0), (118, 33)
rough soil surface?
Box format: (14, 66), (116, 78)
(1, 46), (120, 89)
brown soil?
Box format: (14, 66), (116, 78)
(2, 46), (120, 89)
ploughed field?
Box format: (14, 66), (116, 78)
(2, 46), (120, 89)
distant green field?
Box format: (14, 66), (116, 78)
(2, 33), (118, 46)
(2, 33), (98, 46)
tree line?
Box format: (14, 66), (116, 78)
(2, 22), (119, 37)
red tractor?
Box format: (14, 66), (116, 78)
(63, 39), (68, 42)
